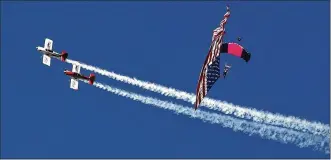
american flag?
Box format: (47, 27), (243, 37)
(194, 6), (230, 110)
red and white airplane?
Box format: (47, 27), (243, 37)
(64, 64), (96, 90)
(36, 38), (68, 66)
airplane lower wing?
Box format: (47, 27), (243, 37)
(42, 54), (51, 66)
(70, 78), (79, 90)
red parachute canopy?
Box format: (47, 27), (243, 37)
(220, 42), (251, 62)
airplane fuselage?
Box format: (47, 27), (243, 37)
(64, 70), (89, 80)
(36, 46), (61, 58)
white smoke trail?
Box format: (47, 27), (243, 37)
(67, 59), (330, 136)
(82, 80), (329, 154)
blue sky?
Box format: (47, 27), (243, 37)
(1, 1), (330, 158)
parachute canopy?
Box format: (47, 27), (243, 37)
(220, 42), (251, 62)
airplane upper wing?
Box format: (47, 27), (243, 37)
(42, 55), (51, 66)
(70, 78), (79, 90)
(44, 38), (53, 51)
(72, 64), (81, 73)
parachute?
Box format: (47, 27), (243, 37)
(220, 42), (251, 62)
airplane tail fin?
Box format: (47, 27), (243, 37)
(60, 51), (69, 61)
(88, 73), (96, 85)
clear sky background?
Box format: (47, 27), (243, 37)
(1, 1), (330, 158)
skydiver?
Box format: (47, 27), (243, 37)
(223, 64), (231, 78)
